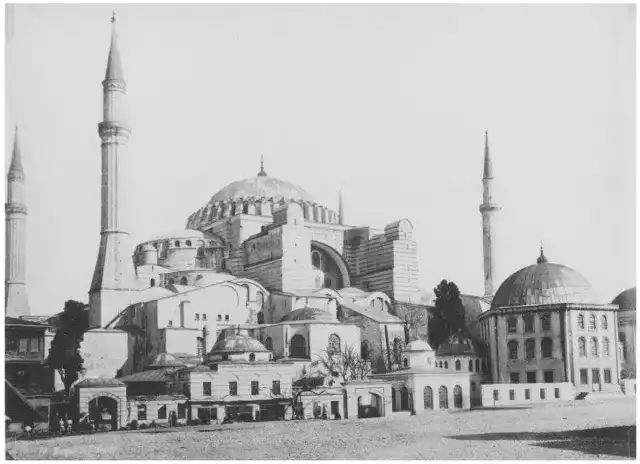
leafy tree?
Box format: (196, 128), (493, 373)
(46, 300), (89, 400)
(428, 280), (467, 349)
(310, 344), (373, 382)
(393, 302), (429, 344)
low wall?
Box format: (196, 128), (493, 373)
(481, 382), (574, 407)
(622, 379), (637, 395)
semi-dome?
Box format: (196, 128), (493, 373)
(612, 287), (636, 311)
(491, 248), (600, 309)
(280, 307), (334, 323)
(209, 329), (270, 354)
(436, 332), (482, 357)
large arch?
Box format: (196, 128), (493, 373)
(311, 240), (352, 288)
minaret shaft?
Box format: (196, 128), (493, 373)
(479, 131), (500, 297)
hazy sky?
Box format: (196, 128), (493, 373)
(5, 3), (636, 315)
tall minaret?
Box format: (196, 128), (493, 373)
(5, 127), (31, 317)
(89, 13), (138, 328)
(479, 131), (501, 297)
(338, 189), (345, 225)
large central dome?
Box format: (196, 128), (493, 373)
(491, 248), (600, 309)
(210, 175), (315, 203)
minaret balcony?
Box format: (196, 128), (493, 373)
(479, 202), (501, 214)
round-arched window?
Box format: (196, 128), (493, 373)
(249, 353), (256, 362)
(328, 334), (341, 355)
(186, 240), (192, 247)
(174, 240), (181, 247)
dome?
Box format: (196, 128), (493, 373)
(149, 352), (187, 368)
(405, 340), (433, 352)
(279, 307), (334, 323)
(209, 329), (269, 354)
(612, 287), (636, 311)
(436, 332), (482, 357)
(211, 175), (315, 204)
(491, 248), (600, 309)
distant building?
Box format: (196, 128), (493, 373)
(613, 287), (636, 379)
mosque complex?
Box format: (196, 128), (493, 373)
(5, 15), (636, 430)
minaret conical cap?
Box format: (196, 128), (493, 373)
(9, 126), (24, 178)
(105, 12), (124, 81)
(483, 130), (493, 179)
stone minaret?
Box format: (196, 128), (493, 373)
(479, 131), (501, 297)
(89, 13), (138, 328)
(5, 127), (31, 317)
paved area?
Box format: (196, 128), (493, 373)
(7, 397), (636, 460)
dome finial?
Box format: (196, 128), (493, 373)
(257, 155), (267, 177)
(537, 241), (548, 264)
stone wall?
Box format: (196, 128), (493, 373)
(481, 382), (574, 406)
(80, 329), (129, 380)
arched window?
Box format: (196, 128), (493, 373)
(160, 241), (170, 259)
(256, 291), (265, 310)
(444, 361), (449, 369)
(439, 361), (443, 368)
(242, 203), (249, 214)
(257, 312), (264, 324)
(525, 339), (535, 360)
(168, 278), (175, 285)
(174, 240), (181, 247)
(311, 250), (322, 269)
(403, 358), (409, 368)
(601, 315), (608, 330)
(541, 338), (553, 358)
(453, 385), (463, 409)
(540, 312), (551, 331)
(589, 313), (597, 331)
(603, 337), (610, 356)
(590, 337), (598, 357)
(180, 277), (188, 286)
(423, 386), (433, 410)
(455, 360), (461, 371)
(249, 353), (256, 362)
(328, 334), (341, 355)
(241, 284), (251, 302)
(438, 386), (449, 409)
(264, 336), (273, 351)
(523, 314), (535, 333)
(507, 316), (517, 333)
(290, 334), (307, 358)
(150, 278), (156, 287)
(508, 340), (519, 360)
(578, 337), (586, 357)
(577, 313), (585, 329)
(360, 340), (369, 359)
(153, 242), (159, 249)
(475, 359), (480, 371)
(468, 360), (473, 372)
(185, 240), (192, 247)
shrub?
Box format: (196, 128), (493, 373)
(129, 420), (138, 430)
(139, 423), (148, 430)
(119, 427), (128, 432)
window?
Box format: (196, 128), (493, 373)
(360, 340), (369, 359)
(444, 361), (449, 369)
(311, 250), (321, 268)
(578, 337), (586, 357)
(174, 240), (181, 247)
(468, 360), (473, 372)
(493, 389), (499, 401)
(601, 315), (608, 330)
(525, 389), (531, 400)
(604, 369), (612, 384)
(186, 240), (192, 247)
(507, 316), (517, 333)
(524, 314), (534, 333)
(577, 313), (585, 329)
(229, 382), (238, 396)
(168, 320), (173, 327)
(590, 337), (598, 357)
(509, 389), (516, 401)
(158, 405), (167, 420)
(178, 404), (186, 419)
(541, 338), (553, 358)
(257, 312), (264, 324)
(455, 360), (461, 371)
(272, 381), (281, 395)
(525, 339), (535, 360)
(540, 312), (551, 331)
(328, 334), (341, 355)
(403, 358), (409, 368)
(180, 277), (188, 286)
(150, 278), (156, 287)
(203, 382), (212, 396)
(251, 381), (259, 395)
(544, 370), (554, 383)
(137, 404), (147, 421)
(471, 381), (476, 391)
(554, 388), (560, 399)
(249, 353), (256, 362)
(217, 314), (222, 321)
(526, 371), (537, 383)
(603, 337), (610, 356)
(195, 313), (200, 321)
(540, 388), (546, 400)
(509, 372), (520, 384)
(265, 337), (273, 351)
(508, 340), (518, 360)
(475, 359), (480, 371)
(588, 313), (597, 331)
(202, 314), (207, 321)
(580, 369), (588, 385)
(225, 315), (229, 322)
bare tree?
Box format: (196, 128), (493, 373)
(393, 301), (429, 344)
(310, 344), (373, 382)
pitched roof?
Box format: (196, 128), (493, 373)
(5, 316), (49, 328)
(5, 380), (46, 423)
(340, 302), (402, 324)
(119, 368), (181, 383)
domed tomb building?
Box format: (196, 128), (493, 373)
(478, 248), (622, 393)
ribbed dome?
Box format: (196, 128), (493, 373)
(280, 307), (334, 323)
(436, 332), (481, 357)
(491, 249), (599, 309)
(209, 329), (269, 354)
(612, 287), (636, 311)
(211, 175), (315, 204)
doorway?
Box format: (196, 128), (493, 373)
(88, 396), (118, 431)
(591, 369), (602, 392)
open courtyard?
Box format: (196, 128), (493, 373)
(7, 396), (636, 460)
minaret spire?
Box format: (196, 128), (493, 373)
(89, 13), (138, 328)
(257, 155), (267, 177)
(338, 189), (345, 225)
(479, 130), (501, 297)
(6, 126), (31, 317)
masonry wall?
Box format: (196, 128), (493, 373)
(481, 382), (573, 406)
(80, 329), (129, 380)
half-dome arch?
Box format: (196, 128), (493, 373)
(310, 240), (351, 288)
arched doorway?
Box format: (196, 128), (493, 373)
(89, 396), (118, 431)
(290, 334), (307, 358)
(453, 385), (463, 409)
(391, 387), (397, 412)
(400, 387), (410, 411)
(423, 386), (433, 410)
(438, 386), (448, 410)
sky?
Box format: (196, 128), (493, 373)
(5, 3), (636, 316)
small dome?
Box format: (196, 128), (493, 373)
(149, 352), (184, 368)
(210, 175), (315, 204)
(406, 340), (433, 352)
(612, 287), (636, 311)
(491, 249), (599, 309)
(280, 307), (334, 323)
(209, 329), (269, 354)
(436, 332), (482, 357)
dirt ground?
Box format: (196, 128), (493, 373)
(6, 396), (636, 460)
